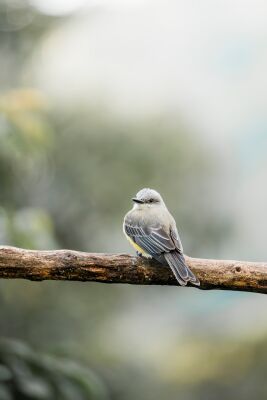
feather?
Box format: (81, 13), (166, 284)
(164, 251), (200, 286)
(123, 218), (200, 286)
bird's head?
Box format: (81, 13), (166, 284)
(132, 188), (165, 209)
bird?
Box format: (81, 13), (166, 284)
(123, 188), (200, 286)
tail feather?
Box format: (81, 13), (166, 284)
(164, 251), (200, 286)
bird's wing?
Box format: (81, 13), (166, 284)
(124, 216), (200, 286)
(124, 219), (176, 256)
(170, 225), (183, 253)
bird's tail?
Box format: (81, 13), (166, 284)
(164, 251), (200, 286)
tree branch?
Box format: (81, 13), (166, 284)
(0, 246), (266, 294)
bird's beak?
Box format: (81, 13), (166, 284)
(132, 198), (144, 204)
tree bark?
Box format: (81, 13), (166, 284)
(0, 246), (266, 294)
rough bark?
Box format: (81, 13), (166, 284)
(0, 246), (266, 294)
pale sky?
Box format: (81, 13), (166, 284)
(28, 0), (267, 146)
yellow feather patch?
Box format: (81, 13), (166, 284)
(124, 232), (152, 259)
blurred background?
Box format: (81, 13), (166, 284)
(1, 0), (267, 399)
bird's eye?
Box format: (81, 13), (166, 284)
(149, 199), (153, 203)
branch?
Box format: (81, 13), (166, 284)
(0, 246), (266, 294)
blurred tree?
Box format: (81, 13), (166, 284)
(0, 338), (109, 400)
(0, 88), (56, 248)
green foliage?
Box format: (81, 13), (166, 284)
(0, 339), (108, 400)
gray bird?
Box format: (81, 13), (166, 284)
(123, 188), (200, 286)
